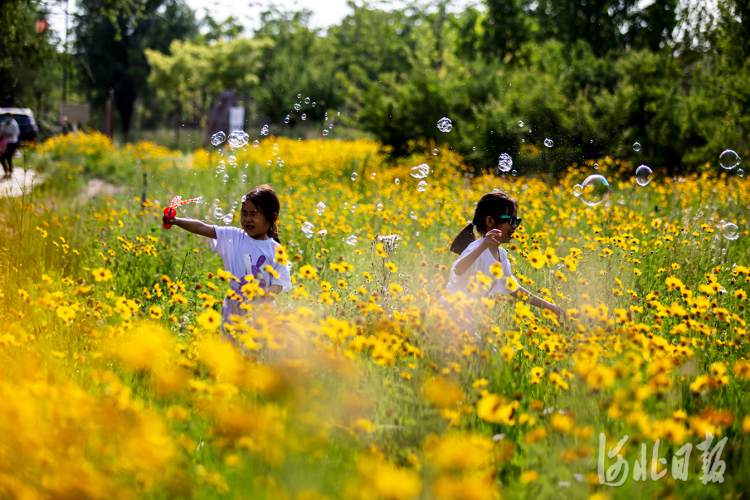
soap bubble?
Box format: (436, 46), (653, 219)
(580, 174), (611, 207)
(371, 173), (376, 180)
(322, 130), (329, 136)
(297, 93), (302, 99)
(267, 160), (272, 166)
(215, 161), (225, 176)
(222, 213), (234, 225)
(351, 172), (358, 181)
(544, 138), (554, 148)
(720, 149), (741, 170)
(572, 184), (583, 197)
(227, 130), (249, 149)
(240, 174), (247, 182)
(294, 103), (301, 112)
(377, 203), (383, 211)
(316, 202), (326, 216)
(410, 211), (417, 220)
(253, 140), (259, 148)
(211, 131), (226, 146)
(272, 144), (279, 156)
(304, 97), (310, 104)
(227, 155), (237, 167)
(738, 168), (745, 178)
(410, 164), (430, 179)
(635, 165), (652, 186)
(301, 221), (315, 238)
(633, 142), (641, 152)
(432, 148), (438, 156)
(511, 169), (517, 176)
(222, 173), (229, 183)
(318, 229), (327, 237)
(284, 115), (290, 124)
(312, 102), (316, 107)
(301, 113), (307, 121)
(518, 120), (524, 127)
(437, 117), (453, 133)
(722, 222), (740, 241)
(345, 235), (358, 246)
(417, 180), (428, 192)
(213, 207), (223, 220)
(496, 153), (513, 174)
(395, 178), (400, 184)
(260, 124), (269, 136)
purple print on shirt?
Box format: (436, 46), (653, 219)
(239, 254), (267, 291)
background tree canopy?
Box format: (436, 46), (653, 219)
(2, 0), (748, 176)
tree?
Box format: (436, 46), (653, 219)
(73, 0), (198, 134)
(0, 0), (59, 107)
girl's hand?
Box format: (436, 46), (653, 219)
(482, 229), (503, 250)
(162, 213), (177, 228)
(548, 304), (569, 324)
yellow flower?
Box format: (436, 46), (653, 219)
(385, 262), (397, 273)
(500, 346), (515, 361)
(519, 471), (538, 484)
(56, 306), (76, 322)
(363, 271), (372, 281)
(735, 290), (747, 301)
(526, 249), (547, 269)
(321, 281), (332, 292)
(299, 265), (319, 279)
(477, 394), (518, 425)
(92, 267), (113, 282)
(264, 264), (280, 279)
(149, 306), (163, 319)
(337, 279), (347, 289)
(197, 309), (221, 330)
(423, 377), (464, 408)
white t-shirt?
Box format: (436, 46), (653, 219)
(210, 226), (292, 294)
(445, 239), (516, 297)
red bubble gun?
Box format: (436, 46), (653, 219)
(162, 195), (201, 229)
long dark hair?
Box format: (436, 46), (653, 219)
(245, 184), (281, 243)
(450, 192), (517, 255)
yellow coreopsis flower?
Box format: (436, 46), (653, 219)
(526, 249), (547, 269)
(92, 267), (113, 282)
(197, 309), (221, 330)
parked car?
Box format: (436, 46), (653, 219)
(0, 108), (38, 144)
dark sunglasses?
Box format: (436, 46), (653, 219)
(493, 215), (522, 228)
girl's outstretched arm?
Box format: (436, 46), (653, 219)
(512, 286), (568, 321)
(162, 215), (217, 239)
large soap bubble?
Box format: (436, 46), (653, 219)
(580, 174), (611, 207)
(720, 149), (741, 170)
(410, 164), (430, 179)
(437, 117), (453, 133)
(635, 165), (653, 186)
(496, 153), (513, 174)
(211, 131), (226, 146)
(722, 222), (740, 241)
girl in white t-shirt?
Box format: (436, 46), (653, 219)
(440, 192), (565, 330)
(163, 184), (292, 334)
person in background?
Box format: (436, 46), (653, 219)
(0, 113), (20, 178)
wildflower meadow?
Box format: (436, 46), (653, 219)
(1, 131), (749, 500)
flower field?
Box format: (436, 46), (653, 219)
(1, 132), (749, 499)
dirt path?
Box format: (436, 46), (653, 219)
(0, 167), (43, 198)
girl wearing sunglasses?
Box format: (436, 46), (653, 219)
(442, 192), (566, 324)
